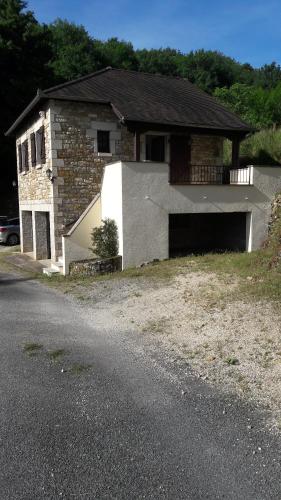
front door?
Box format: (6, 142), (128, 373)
(170, 135), (191, 184)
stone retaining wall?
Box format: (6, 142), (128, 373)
(69, 255), (122, 276)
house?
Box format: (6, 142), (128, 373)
(6, 67), (281, 274)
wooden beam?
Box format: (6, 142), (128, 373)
(134, 130), (141, 161)
(232, 136), (240, 169)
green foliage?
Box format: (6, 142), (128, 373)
(215, 83), (281, 129)
(223, 129), (281, 166)
(254, 62), (281, 90)
(91, 218), (119, 259)
(0, 0), (53, 197)
(48, 19), (105, 81)
(96, 37), (138, 70)
(136, 48), (184, 76)
(180, 50), (242, 93)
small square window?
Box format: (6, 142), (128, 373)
(97, 130), (110, 153)
(146, 135), (165, 162)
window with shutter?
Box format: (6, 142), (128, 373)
(40, 126), (46, 162)
(22, 140), (29, 171)
(35, 126), (46, 164)
(17, 144), (22, 173)
(31, 133), (36, 166)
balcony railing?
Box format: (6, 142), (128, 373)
(170, 164), (252, 185)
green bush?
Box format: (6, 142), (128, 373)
(91, 218), (119, 259)
(223, 128), (281, 166)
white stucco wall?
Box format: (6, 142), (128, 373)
(101, 162), (124, 257)
(101, 162), (281, 269)
(62, 194), (101, 274)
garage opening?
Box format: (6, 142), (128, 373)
(169, 213), (248, 257)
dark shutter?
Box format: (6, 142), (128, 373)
(24, 140), (29, 171)
(17, 144), (22, 173)
(31, 133), (36, 166)
(40, 126), (46, 162)
(21, 140), (29, 171)
(35, 126), (46, 164)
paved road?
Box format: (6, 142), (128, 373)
(0, 272), (281, 499)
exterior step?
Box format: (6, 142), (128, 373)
(51, 261), (63, 271)
(43, 267), (60, 277)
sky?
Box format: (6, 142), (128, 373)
(28, 0), (281, 68)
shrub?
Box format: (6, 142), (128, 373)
(223, 128), (281, 166)
(91, 218), (118, 258)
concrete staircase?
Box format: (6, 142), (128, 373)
(42, 256), (63, 277)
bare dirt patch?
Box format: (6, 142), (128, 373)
(76, 269), (281, 429)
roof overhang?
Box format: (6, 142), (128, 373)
(125, 119), (253, 139)
(5, 92), (114, 137)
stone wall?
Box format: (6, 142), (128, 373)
(50, 100), (135, 255)
(191, 135), (223, 165)
(69, 255), (122, 276)
(16, 105), (52, 203)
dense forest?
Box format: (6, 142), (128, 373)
(2, 0), (281, 212)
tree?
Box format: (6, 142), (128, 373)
(48, 19), (105, 81)
(179, 50), (240, 93)
(95, 37), (139, 70)
(136, 48), (184, 76)
(254, 62), (281, 90)
(214, 83), (281, 129)
(0, 0), (53, 212)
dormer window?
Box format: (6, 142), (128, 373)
(146, 135), (166, 162)
(97, 130), (110, 153)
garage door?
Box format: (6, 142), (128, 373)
(169, 213), (247, 257)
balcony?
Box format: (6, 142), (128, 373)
(170, 164), (252, 185)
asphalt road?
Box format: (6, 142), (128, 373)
(0, 272), (281, 499)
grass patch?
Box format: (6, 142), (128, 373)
(47, 349), (66, 362)
(69, 363), (91, 375)
(23, 342), (43, 355)
(38, 249), (281, 303)
(225, 356), (239, 366)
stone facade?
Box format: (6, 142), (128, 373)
(191, 135), (223, 165)
(17, 105), (52, 203)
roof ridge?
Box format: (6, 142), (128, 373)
(43, 67), (113, 94)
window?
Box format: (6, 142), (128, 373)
(146, 135), (166, 162)
(22, 140), (29, 171)
(35, 126), (46, 164)
(97, 130), (110, 153)
(17, 144), (22, 173)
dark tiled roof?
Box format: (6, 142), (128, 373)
(6, 68), (252, 135)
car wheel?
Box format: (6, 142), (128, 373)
(7, 234), (19, 246)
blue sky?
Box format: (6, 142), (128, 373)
(28, 0), (281, 67)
